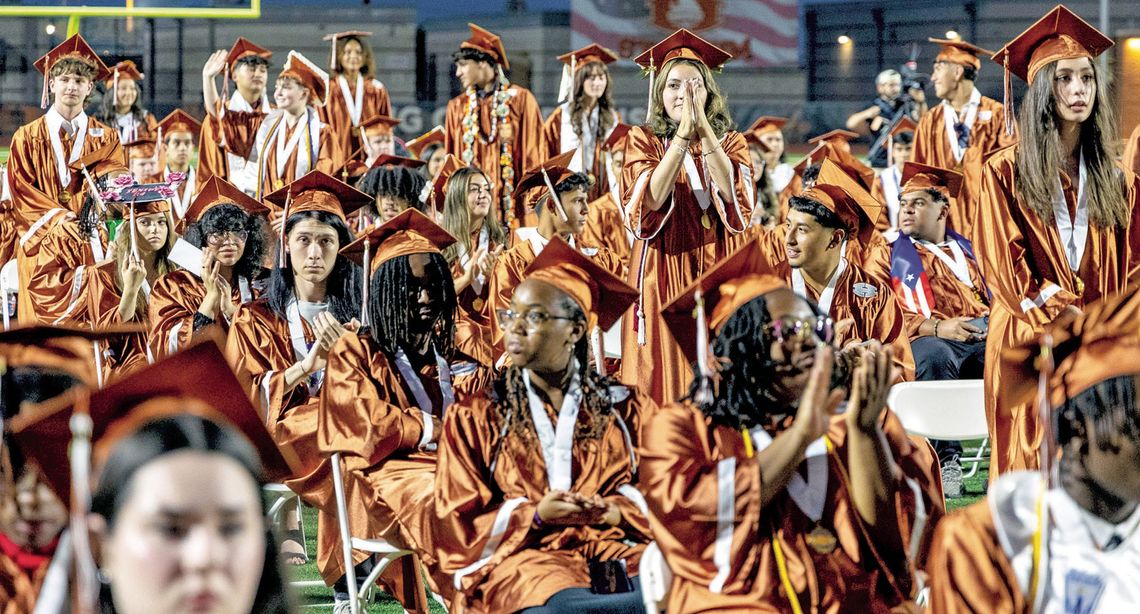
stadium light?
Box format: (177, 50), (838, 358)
(945, 30), (960, 40)
(837, 35), (852, 45)
(45, 23), (56, 35)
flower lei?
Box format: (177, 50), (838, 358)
(462, 72), (516, 224)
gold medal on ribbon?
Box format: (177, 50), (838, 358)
(806, 524), (838, 554)
(701, 212), (712, 230)
(1074, 275), (1085, 295)
(57, 190), (71, 205)
(472, 297), (485, 312)
(274, 179), (284, 191)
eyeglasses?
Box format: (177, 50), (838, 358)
(496, 308), (578, 329)
(764, 316), (834, 346)
(205, 230), (249, 246)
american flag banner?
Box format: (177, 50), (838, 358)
(890, 235), (936, 319)
(571, 0), (799, 68)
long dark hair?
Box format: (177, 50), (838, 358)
(97, 79), (148, 127)
(184, 203), (267, 281)
(1014, 59), (1127, 228)
(491, 294), (617, 443)
(569, 61), (616, 141)
(367, 252), (457, 359)
(265, 211), (361, 323)
(91, 414), (292, 614)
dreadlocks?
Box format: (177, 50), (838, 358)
(367, 252), (457, 359)
(358, 166), (427, 216)
(1059, 374), (1140, 454)
(491, 295), (617, 444)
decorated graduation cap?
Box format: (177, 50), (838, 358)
(34, 34), (111, 108)
(425, 154), (466, 211)
(661, 240), (785, 403)
(265, 170), (371, 265)
(461, 23), (510, 69)
(279, 50), (330, 107)
(178, 175), (270, 234)
(7, 336), (297, 505)
(339, 209), (456, 327)
(602, 123), (633, 152)
(557, 43), (619, 103)
(157, 109), (201, 139)
(103, 182), (177, 262)
(323, 30), (372, 73)
(900, 162), (964, 201)
(999, 283), (1140, 478)
(523, 236), (637, 331)
(992, 4), (1112, 134)
(929, 37), (994, 72)
(800, 158), (883, 244)
(514, 150), (581, 222)
(635, 29), (733, 118)
(406, 126), (446, 160)
(67, 142), (129, 210)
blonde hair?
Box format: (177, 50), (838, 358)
(648, 58), (733, 140)
(440, 167), (506, 264)
(112, 209), (177, 318)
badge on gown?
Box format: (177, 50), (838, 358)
(1063, 569), (1105, 614)
(57, 190), (71, 205)
(852, 282), (878, 298)
(701, 212), (712, 229)
(472, 297), (485, 312)
(806, 524), (838, 554)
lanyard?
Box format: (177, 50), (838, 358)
(916, 239), (974, 287)
(524, 365), (583, 491)
(338, 74), (365, 127)
(393, 345), (454, 418)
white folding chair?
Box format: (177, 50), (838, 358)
(887, 379), (989, 478)
(330, 452), (428, 614)
(0, 260), (18, 329)
(262, 483), (323, 590)
(639, 541), (672, 614)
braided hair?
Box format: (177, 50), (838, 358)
(490, 295), (617, 444)
(357, 166), (427, 217)
(266, 210), (362, 324)
(367, 252), (457, 359)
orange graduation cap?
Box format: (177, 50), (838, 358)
(179, 176), (270, 234)
(7, 336), (297, 504)
(557, 44), (620, 102)
(34, 34), (111, 108)
(886, 116), (918, 167)
(323, 30), (372, 72)
(406, 126), (446, 160)
(0, 324), (146, 393)
(523, 236), (638, 331)
(105, 60), (144, 108)
(265, 170), (371, 221)
(900, 162), (964, 201)
(634, 28), (732, 71)
(603, 123), (633, 152)
(461, 23), (510, 69)
(280, 51), (330, 107)
(69, 141), (129, 192)
(157, 109), (201, 139)
(124, 136), (157, 161)
(808, 129), (860, 152)
(992, 5), (1113, 133)
(747, 116), (788, 138)
(361, 114), (400, 138)
(367, 154), (427, 173)
(801, 158), (883, 244)
(426, 154), (466, 211)
(514, 150), (580, 221)
(929, 37), (994, 71)
(225, 37), (273, 70)
(793, 141), (875, 192)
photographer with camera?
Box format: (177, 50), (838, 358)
(845, 69), (927, 169)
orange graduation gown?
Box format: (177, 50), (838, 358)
(911, 93), (1015, 242)
(147, 269), (261, 359)
(541, 104), (621, 202)
(449, 229), (502, 369)
(640, 403), (943, 613)
(582, 192), (632, 267)
(197, 94), (268, 190)
(620, 127), (754, 406)
(220, 108), (340, 201)
(444, 84), (545, 225)
(80, 261), (153, 381)
(432, 382), (654, 613)
(319, 73), (392, 161)
(23, 216), (110, 326)
(894, 237), (990, 340)
(975, 147), (1140, 476)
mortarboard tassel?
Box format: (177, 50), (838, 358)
(1036, 333), (1057, 486)
(40, 73), (49, 109)
(112, 67), (120, 114)
(278, 188), (292, 268)
(590, 326), (605, 376)
(541, 167), (569, 223)
(69, 407), (98, 614)
(1003, 56), (1015, 137)
(360, 239), (371, 329)
(221, 64), (230, 120)
(887, 134), (894, 169)
(129, 202), (140, 261)
(646, 54), (655, 122)
(693, 288), (713, 406)
(330, 33), (339, 73)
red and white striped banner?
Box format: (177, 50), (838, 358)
(571, 0), (799, 68)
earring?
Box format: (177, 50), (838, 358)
(97, 568), (112, 585)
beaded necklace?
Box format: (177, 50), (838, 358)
(462, 73), (516, 223)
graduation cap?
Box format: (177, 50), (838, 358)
(522, 236), (637, 331)
(899, 162), (964, 201)
(0, 324), (146, 394)
(7, 335), (298, 505)
(886, 116), (918, 167)
(461, 23), (510, 69)
(634, 29), (733, 119)
(425, 154), (466, 212)
(123, 136), (157, 161)
(406, 126), (446, 160)
(68, 142), (129, 207)
(367, 154), (426, 173)
(929, 37), (994, 72)
(157, 109), (201, 139)
(557, 43), (619, 103)
(992, 5), (1113, 134)
(514, 151), (580, 222)
(800, 158), (883, 244)
(34, 34), (111, 108)
(323, 30), (372, 73)
(178, 176), (270, 234)
(602, 123), (633, 153)
(661, 240), (785, 403)
(106, 182), (175, 261)
(338, 209), (456, 327)
(808, 129), (860, 151)
(264, 170), (371, 265)
(280, 50), (330, 107)
(225, 37), (273, 70)
(105, 61), (144, 113)
(793, 141), (875, 192)
(747, 116), (788, 139)
(999, 283), (1140, 479)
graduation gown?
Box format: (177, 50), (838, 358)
(222, 108), (340, 201)
(110, 111), (159, 144)
(927, 470), (1140, 614)
(487, 231), (626, 357)
(975, 147), (1140, 476)
(319, 73), (392, 161)
(891, 235), (990, 340)
(81, 261), (153, 381)
(641, 403), (943, 613)
(225, 299), (347, 584)
(450, 228), (501, 369)
(432, 381), (654, 613)
(22, 217), (109, 326)
(541, 103), (620, 202)
(582, 192), (632, 267)
(872, 167), (902, 232)
(197, 92), (269, 192)
(147, 269), (260, 359)
(911, 91), (1015, 242)
(318, 332), (490, 591)
(620, 127), (754, 406)
(0, 532), (58, 614)
(444, 85), (545, 224)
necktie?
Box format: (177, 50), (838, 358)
(953, 121), (970, 151)
(59, 122), (74, 152)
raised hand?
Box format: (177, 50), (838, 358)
(846, 342), (895, 433)
(202, 50), (228, 79)
(676, 80), (696, 141)
(792, 346), (845, 443)
(121, 255), (146, 294)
